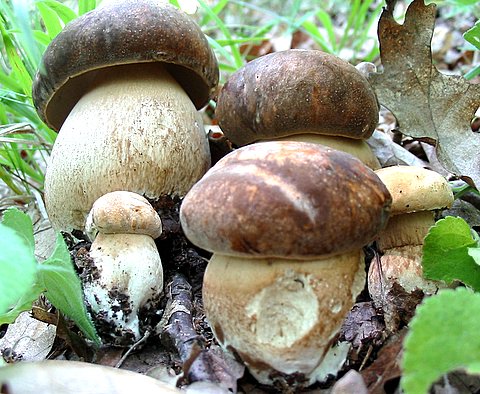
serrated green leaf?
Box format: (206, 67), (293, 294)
(422, 216), (480, 290)
(0, 223), (37, 314)
(402, 288), (480, 394)
(1, 207), (34, 253)
(38, 234), (100, 345)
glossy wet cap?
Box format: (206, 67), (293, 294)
(215, 49), (379, 146)
(180, 141), (391, 259)
(32, 0), (219, 131)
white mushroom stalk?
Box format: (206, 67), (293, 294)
(84, 191), (163, 345)
(45, 63), (210, 231)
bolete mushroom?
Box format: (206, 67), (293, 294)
(180, 141), (391, 385)
(368, 166), (454, 331)
(32, 0), (219, 232)
(84, 191), (162, 345)
(215, 49), (381, 169)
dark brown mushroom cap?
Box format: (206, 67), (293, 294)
(215, 49), (379, 146)
(180, 141), (391, 259)
(32, 0), (219, 131)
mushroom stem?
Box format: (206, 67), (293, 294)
(272, 133), (381, 170)
(86, 233), (163, 344)
(202, 251), (365, 385)
(377, 210), (435, 252)
(45, 62), (210, 232)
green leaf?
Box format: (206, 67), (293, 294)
(37, 1), (77, 25)
(38, 234), (100, 345)
(36, 2), (63, 40)
(468, 246), (480, 264)
(0, 19), (33, 97)
(464, 20), (480, 50)
(78, 0), (96, 15)
(0, 283), (44, 325)
(0, 223), (37, 314)
(1, 207), (34, 254)
(422, 216), (480, 290)
(402, 288), (480, 394)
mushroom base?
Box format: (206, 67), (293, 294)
(368, 245), (441, 332)
(84, 233), (163, 346)
(202, 250), (365, 386)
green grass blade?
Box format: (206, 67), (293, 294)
(465, 64), (480, 79)
(0, 21), (33, 98)
(37, 0), (78, 25)
(32, 29), (51, 46)
(0, 165), (23, 195)
(78, 0), (96, 15)
(198, 0), (244, 69)
(315, 9), (337, 53)
(301, 19), (333, 53)
(10, 2), (41, 75)
(339, 0), (361, 50)
(200, 0), (229, 26)
(36, 2), (63, 40)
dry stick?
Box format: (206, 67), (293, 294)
(156, 273), (216, 383)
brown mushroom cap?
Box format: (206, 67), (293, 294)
(180, 141), (391, 259)
(215, 50), (379, 146)
(375, 166), (454, 215)
(32, 0), (219, 131)
(86, 191), (162, 239)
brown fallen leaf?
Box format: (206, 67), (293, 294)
(360, 329), (406, 394)
(370, 0), (480, 187)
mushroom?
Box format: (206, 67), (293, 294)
(83, 191), (162, 345)
(32, 0), (219, 232)
(180, 141), (391, 385)
(215, 49), (381, 169)
(368, 166), (454, 332)
(0, 360), (181, 394)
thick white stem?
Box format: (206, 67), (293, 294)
(45, 63), (210, 231)
(85, 232), (163, 345)
(203, 251), (365, 385)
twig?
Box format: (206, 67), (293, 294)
(114, 330), (151, 368)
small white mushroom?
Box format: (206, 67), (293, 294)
(84, 191), (163, 345)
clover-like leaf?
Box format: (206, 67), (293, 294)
(370, 0), (480, 187)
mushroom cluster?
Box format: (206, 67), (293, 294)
(215, 49), (381, 169)
(180, 141), (391, 385)
(32, 0), (218, 344)
(368, 166), (454, 331)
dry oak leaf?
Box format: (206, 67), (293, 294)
(370, 0), (480, 187)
